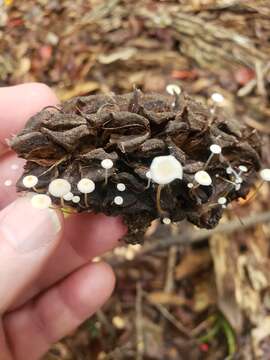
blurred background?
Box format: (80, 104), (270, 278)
(1, 0), (270, 359)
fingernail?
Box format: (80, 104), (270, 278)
(0, 196), (62, 253)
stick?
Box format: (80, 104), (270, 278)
(110, 210), (270, 266)
(135, 282), (144, 360)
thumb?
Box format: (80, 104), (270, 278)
(0, 196), (63, 313)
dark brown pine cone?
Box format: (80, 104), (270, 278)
(10, 90), (261, 243)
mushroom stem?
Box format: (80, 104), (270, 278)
(204, 153), (214, 169)
(104, 169), (108, 185)
(33, 186), (44, 193)
(60, 197), (65, 208)
(84, 193), (89, 207)
(216, 175), (236, 186)
(156, 184), (164, 215)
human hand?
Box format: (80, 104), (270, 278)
(0, 83), (127, 360)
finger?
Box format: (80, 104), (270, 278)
(0, 153), (25, 209)
(0, 196), (63, 312)
(11, 213), (126, 309)
(0, 83), (58, 155)
(0, 323), (12, 360)
(4, 262), (115, 360)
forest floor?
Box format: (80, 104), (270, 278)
(1, 0), (270, 359)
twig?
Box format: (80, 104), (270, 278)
(141, 210), (270, 254)
(244, 116), (270, 134)
(110, 210), (270, 266)
(164, 245), (178, 294)
(135, 282), (144, 360)
(237, 62), (270, 97)
(190, 315), (217, 337)
(150, 302), (191, 338)
(159, 245), (178, 328)
(96, 310), (116, 341)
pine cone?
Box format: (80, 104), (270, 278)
(11, 90), (261, 243)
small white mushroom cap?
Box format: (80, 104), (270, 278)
(226, 167), (233, 174)
(211, 92), (224, 103)
(166, 84), (181, 95)
(162, 217), (171, 225)
(187, 183), (194, 189)
(22, 175), (38, 188)
(48, 179), (71, 198)
(117, 183), (126, 192)
(239, 165), (248, 172)
(150, 155), (183, 185)
(31, 194), (52, 209)
(235, 177), (243, 184)
(101, 159), (113, 169)
(210, 144), (222, 154)
(260, 168), (270, 182)
(194, 170), (212, 186)
(218, 197), (227, 205)
(63, 192), (73, 201)
(72, 196), (80, 203)
(77, 178), (95, 194)
(114, 196), (123, 205)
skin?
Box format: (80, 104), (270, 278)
(0, 83), (127, 360)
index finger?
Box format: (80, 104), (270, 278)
(0, 83), (58, 154)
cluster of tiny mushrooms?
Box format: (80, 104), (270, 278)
(7, 85), (270, 225)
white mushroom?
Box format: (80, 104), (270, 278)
(150, 155), (183, 216)
(239, 165), (248, 173)
(63, 192), (74, 201)
(77, 178), (95, 207)
(226, 167), (233, 175)
(117, 183), (126, 192)
(101, 158), (113, 185)
(211, 92), (224, 103)
(194, 170), (212, 186)
(114, 196), (123, 205)
(48, 179), (71, 198)
(72, 196), (80, 203)
(162, 217), (171, 225)
(166, 84), (181, 95)
(149, 155), (183, 185)
(31, 194), (52, 209)
(101, 159), (113, 170)
(235, 177), (243, 184)
(22, 175), (38, 189)
(205, 144), (222, 168)
(218, 197), (227, 205)
(260, 168), (270, 182)
(77, 178), (95, 193)
(210, 144), (222, 154)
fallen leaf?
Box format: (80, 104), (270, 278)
(147, 291), (186, 306)
(175, 249), (212, 280)
(54, 82), (99, 101)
